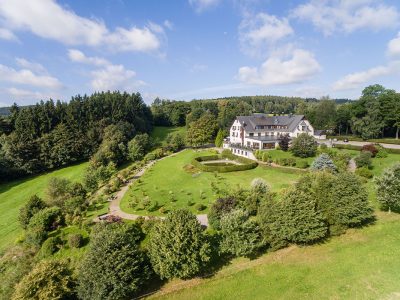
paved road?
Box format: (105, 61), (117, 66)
(320, 139), (400, 150)
(98, 151), (209, 226)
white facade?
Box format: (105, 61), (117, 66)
(224, 114), (318, 159)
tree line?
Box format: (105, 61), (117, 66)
(0, 92), (152, 181)
(151, 84), (400, 139)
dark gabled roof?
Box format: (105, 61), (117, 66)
(236, 114), (305, 132)
(314, 130), (326, 136)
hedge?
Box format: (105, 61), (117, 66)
(192, 154), (258, 173)
(333, 144), (362, 151)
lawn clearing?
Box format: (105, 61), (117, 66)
(120, 149), (303, 216)
(148, 212), (400, 300)
(151, 126), (186, 145)
(0, 162), (88, 253)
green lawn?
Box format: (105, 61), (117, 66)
(120, 149), (303, 216)
(149, 212), (400, 300)
(0, 162), (88, 253)
(151, 126), (186, 145)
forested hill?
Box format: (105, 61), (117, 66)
(0, 91), (152, 180)
(0, 107), (10, 116)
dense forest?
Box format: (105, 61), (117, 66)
(0, 92), (152, 180)
(1, 84), (399, 181)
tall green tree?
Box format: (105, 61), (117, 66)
(375, 164), (400, 213)
(78, 222), (151, 300)
(148, 209), (210, 279)
(219, 209), (262, 257)
(12, 260), (75, 300)
(186, 113), (218, 147)
(290, 133), (317, 158)
(214, 128), (225, 147)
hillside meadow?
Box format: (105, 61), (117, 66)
(0, 162), (88, 252)
(148, 212), (400, 300)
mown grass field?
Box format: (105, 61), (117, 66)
(151, 126), (186, 145)
(120, 149), (304, 215)
(148, 212), (400, 300)
(0, 162), (88, 253)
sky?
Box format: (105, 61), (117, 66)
(0, 0), (400, 107)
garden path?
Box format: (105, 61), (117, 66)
(97, 151), (209, 226)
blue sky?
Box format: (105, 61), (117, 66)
(0, 0), (400, 106)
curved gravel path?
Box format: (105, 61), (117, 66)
(97, 152), (209, 226)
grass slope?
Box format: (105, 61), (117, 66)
(149, 212), (400, 300)
(151, 126), (186, 145)
(120, 149), (302, 215)
(0, 162), (88, 253)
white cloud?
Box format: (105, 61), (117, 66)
(190, 64), (208, 73)
(292, 0), (400, 35)
(106, 26), (161, 52)
(332, 63), (398, 90)
(164, 20), (174, 30)
(387, 32), (400, 57)
(0, 64), (63, 89)
(239, 12), (293, 55)
(91, 64), (137, 91)
(5, 87), (59, 100)
(67, 49), (109, 66)
(237, 48), (321, 86)
(15, 58), (47, 74)
(0, 0), (163, 52)
(68, 49), (146, 92)
(189, 0), (221, 13)
(0, 27), (18, 41)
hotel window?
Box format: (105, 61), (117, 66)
(258, 133), (261, 137)
(249, 133), (254, 137)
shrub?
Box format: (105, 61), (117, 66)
(25, 226), (48, 247)
(296, 159), (309, 169)
(46, 177), (71, 207)
(291, 133), (317, 158)
(195, 203), (206, 212)
(148, 210), (210, 279)
(68, 233), (83, 248)
(311, 153), (337, 172)
(375, 164), (400, 212)
(40, 236), (61, 257)
(12, 260), (75, 300)
(219, 209), (262, 257)
(355, 167), (373, 179)
(375, 145), (388, 158)
(275, 158), (296, 167)
(262, 152), (270, 162)
(18, 195), (47, 229)
(78, 222), (151, 300)
(28, 207), (63, 232)
(208, 197), (237, 230)
(355, 151), (372, 168)
(147, 201), (159, 212)
(221, 149), (235, 160)
(278, 134), (290, 151)
(361, 144), (378, 157)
